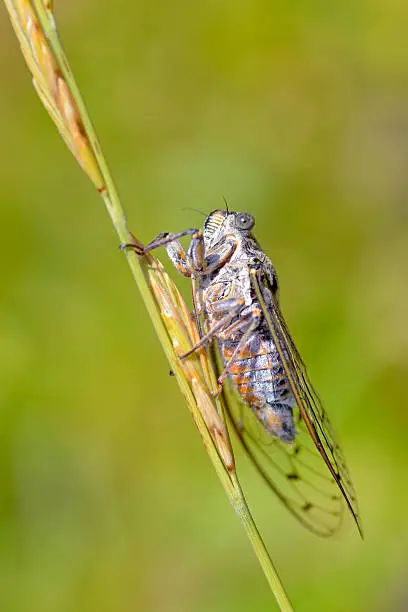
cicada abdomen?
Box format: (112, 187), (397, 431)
(222, 333), (296, 443)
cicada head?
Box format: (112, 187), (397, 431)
(203, 209), (255, 248)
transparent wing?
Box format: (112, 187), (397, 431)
(222, 269), (362, 538)
(224, 385), (345, 537)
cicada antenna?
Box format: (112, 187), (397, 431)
(181, 207), (207, 217)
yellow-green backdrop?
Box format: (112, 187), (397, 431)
(0, 1), (407, 610)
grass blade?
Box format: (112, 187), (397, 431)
(3, 2), (293, 609)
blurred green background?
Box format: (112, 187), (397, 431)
(0, 1), (407, 610)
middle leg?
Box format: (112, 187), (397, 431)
(215, 305), (262, 391)
(179, 297), (245, 358)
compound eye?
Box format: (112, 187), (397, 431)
(235, 212), (255, 231)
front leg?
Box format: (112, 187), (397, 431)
(127, 228), (204, 277)
(145, 229), (198, 277)
(143, 226), (239, 277)
(182, 231), (239, 276)
(120, 229), (197, 278)
(201, 235), (238, 274)
(125, 226), (239, 280)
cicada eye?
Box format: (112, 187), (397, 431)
(235, 212), (255, 231)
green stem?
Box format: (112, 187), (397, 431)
(231, 475), (293, 611)
(8, 3), (295, 609)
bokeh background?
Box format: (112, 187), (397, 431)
(1, 1), (407, 610)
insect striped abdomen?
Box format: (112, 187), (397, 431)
(222, 334), (296, 442)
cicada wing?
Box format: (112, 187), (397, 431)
(223, 381), (345, 537)
(250, 269), (363, 537)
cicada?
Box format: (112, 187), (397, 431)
(139, 208), (362, 538)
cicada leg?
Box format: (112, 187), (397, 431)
(216, 305), (262, 385)
(124, 227), (239, 278)
(179, 297), (245, 358)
